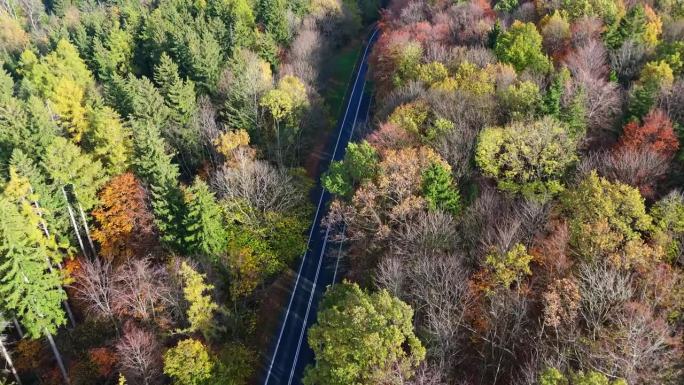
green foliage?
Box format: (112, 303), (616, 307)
(494, 21), (551, 73)
(392, 41), (423, 88)
(494, 0), (519, 12)
(539, 367), (628, 385)
(0, 197), (66, 339)
(322, 141), (379, 198)
(539, 367), (568, 385)
(43, 136), (107, 210)
(604, 4), (660, 50)
(498, 80), (542, 121)
(163, 339), (214, 385)
(484, 243), (533, 289)
(303, 282), (426, 385)
(421, 162), (461, 215)
(651, 191), (684, 261)
(85, 106), (132, 175)
(656, 41), (684, 75)
(184, 178), (228, 258)
(131, 120), (186, 249)
(561, 171), (654, 265)
(475, 117), (577, 200)
(628, 61), (673, 120)
(257, 0), (289, 44)
(556, 0), (623, 24)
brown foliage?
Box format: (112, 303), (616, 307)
(89, 347), (117, 378)
(91, 173), (157, 263)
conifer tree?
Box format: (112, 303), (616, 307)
(0, 197), (66, 338)
(86, 105), (132, 175)
(132, 120), (186, 250)
(183, 178), (227, 258)
(257, 0), (289, 44)
(421, 162), (461, 215)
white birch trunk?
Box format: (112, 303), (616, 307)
(45, 331), (70, 385)
(0, 337), (22, 385)
(61, 187), (88, 258)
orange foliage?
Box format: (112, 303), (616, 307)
(89, 347), (117, 377)
(92, 173), (157, 263)
(617, 108), (680, 158)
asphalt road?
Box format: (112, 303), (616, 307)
(261, 26), (380, 385)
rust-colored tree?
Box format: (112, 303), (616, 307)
(617, 108), (680, 158)
(92, 173), (157, 262)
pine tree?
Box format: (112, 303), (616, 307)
(42, 137), (107, 211)
(132, 120), (186, 250)
(183, 178), (227, 258)
(257, 0), (289, 44)
(0, 197), (66, 338)
(229, 0), (256, 48)
(421, 162), (461, 215)
(86, 105), (132, 175)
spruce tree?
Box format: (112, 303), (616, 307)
(132, 119), (186, 250)
(0, 197), (66, 338)
(421, 162), (461, 215)
(183, 178), (227, 258)
(257, 0), (289, 44)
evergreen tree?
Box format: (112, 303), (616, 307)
(132, 120), (186, 250)
(421, 162), (461, 215)
(183, 178), (227, 258)
(42, 137), (107, 211)
(257, 0), (289, 44)
(228, 0), (256, 48)
(0, 197), (66, 338)
(85, 105), (132, 175)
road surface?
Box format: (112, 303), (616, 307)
(261, 26), (380, 385)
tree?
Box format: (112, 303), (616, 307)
(561, 171), (655, 267)
(421, 162), (461, 215)
(0, 313), (21, 385)
(43, 136), (107, 211)
(323, 141), (379, 198)
(177, 262), (218, 338)
(483, 243), (533, 291)
(303, 282), (426, 385)
(494, 21), (551, 73)
(163, 339), (214, 385)
(628, 61), (674, 120)
(112, 259), (173, 324)
(183, 178), (227, 258)
(475, 117), (577, 200)
(91, 173), (157, 262)
(71, 257), (116, 322)
(616, 108), (679, 158)
(85, 106), (132, 176)
(257, 0), (289, 44)
(131, 120), (186, 250)
(228, 0), (256, 48)
(0, 197), (66, 338)
(115, 324), (162, 385)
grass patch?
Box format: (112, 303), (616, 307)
(321, 41), (362, 117)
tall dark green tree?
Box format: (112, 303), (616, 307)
(132, 119), (186, 250)
(421, 162), (461, 215)
(257, 0), (289, 44)
(183, 178), (227, 258)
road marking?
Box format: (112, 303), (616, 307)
(263, 26), (379, 385)
(284, 28), (379, 385)
(287, 224), (331, 385)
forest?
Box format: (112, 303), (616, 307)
(1, 0), (684, 384)
(0, 0), (379, 383)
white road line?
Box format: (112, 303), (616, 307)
(263, 26), (379, 385)
(287, 224), (331, 385)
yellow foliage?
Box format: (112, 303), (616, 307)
(49, 78), (89, 143)
(0, 10), (29, 55)
(643, 5), (662, 48)
(214, 129), (250, 158)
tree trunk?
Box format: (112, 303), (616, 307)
(61, 186), (88, 258)
(76, 202), (97, 259)
(0, 337), (22, 385)
(45, 331), (70, 385)
(11, 318), (23, 339)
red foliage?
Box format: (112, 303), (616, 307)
(89, 347), (117, 378)
(616, 108), (680, 158)
(367, 122), (416, 152)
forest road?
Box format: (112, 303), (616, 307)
(260, 25), (380, 385)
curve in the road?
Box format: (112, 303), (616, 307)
(262, 25), (381, 385)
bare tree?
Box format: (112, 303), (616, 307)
(71, 257), (116, 322)
(211, 149), (303, 221)
(115, 324), (162, 385)
(609, 40), (648, 82)
(375, 256), (408, 298)
(112, 259), (175, 326)
(410, 254), (472, 370)
(392, 211), (458, 259)
(577, 263), (633, 335)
